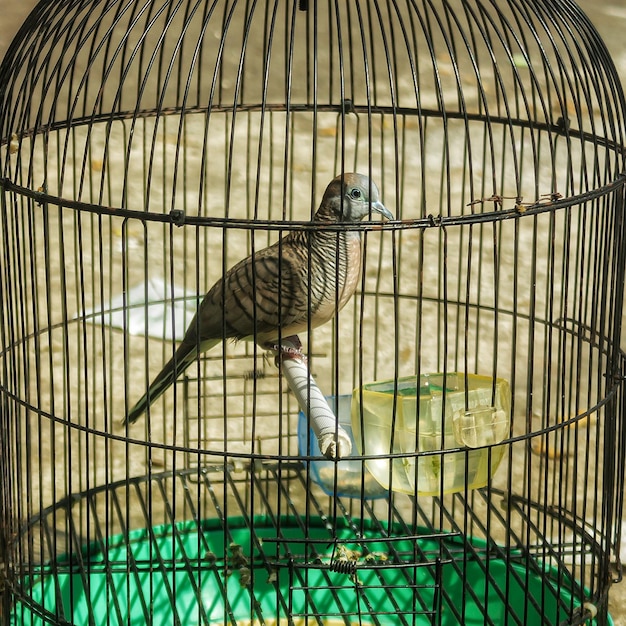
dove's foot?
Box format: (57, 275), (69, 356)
(265, 335), (307, 365)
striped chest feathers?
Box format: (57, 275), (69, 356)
(308, 232), (363, 326)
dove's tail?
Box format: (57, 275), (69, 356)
(124, 338), (218, 424)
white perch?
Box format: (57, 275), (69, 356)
(275, 340), (352, 460)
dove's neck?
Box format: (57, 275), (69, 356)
(311, 211), (363, 235)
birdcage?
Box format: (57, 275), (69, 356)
(1, 0), (625, 624)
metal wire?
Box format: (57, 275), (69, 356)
(1, 0), (625, 624)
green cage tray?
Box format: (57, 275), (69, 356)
(12, 516), (609, 625)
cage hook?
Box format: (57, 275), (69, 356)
(342, 99), (356, 115)
(556, 116), (570, 133)
(298, 0), (308, 11)
(170, 209), (186, 226)
(427, 213), (442, 227)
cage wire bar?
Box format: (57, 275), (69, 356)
(0, 0), (625, 624)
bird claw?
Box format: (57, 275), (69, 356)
(265, 336), (307, 366)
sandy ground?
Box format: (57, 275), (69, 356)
(1, 0), (626, 624)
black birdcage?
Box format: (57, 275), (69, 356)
(1, 0), (625, 624)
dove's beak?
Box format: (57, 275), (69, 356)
(371, 201), (394, 222)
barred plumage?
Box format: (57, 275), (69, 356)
(125, 173), (392, 424)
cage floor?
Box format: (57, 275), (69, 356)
(8, 467), (609, 626)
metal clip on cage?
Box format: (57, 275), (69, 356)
(1, 0), (625, 625)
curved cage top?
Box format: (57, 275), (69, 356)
(0, 0), (624, 223)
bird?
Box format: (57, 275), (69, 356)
(125, 173), (392, 424)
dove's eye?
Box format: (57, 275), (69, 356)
(350, 188), (362, 200)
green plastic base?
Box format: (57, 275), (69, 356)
(11, 516), (610, 625)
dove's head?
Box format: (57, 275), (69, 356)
(316, 173), (393, 223)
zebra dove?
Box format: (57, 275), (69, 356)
(125, 173), (392, 424)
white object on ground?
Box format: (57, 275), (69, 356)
(83, 278), (198, 340)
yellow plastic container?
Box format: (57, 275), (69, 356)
(351, 373), (511, 495)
